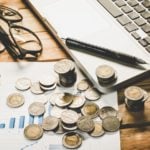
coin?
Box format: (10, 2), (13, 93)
(40, 83), (57, 91)
(34, 95), (48, 104)
(51, 106), (67, 118)
(77, 79), (89, 91)
(81, 102), (99, 118)
(62, 124), (77, 131)
(42, 116), (59, 131)
(28, 102), (45, 116)
(24, 124), (43, 140)
(54, 59), (75, 74)
(15, 77), (31, 91)
(124, 86), (144, 101)
(69, 95), (86, 109)
(39, 75), (56, 87)
(85, 87), (101, 101)
(61, 110), (79, 125)
(62, 132), (82, 149)
(96, 65), (115, 81)
(30, 82), (44, 95)
(77, 116), (94, 132)
(7, 93), (25, 108)
(49, 93), (63, 106)
(99, 106), (117, 119)
(55, 119), (65, 134)
(89, 121), (105, 137)
(55, 93), (73, 108)
(102, 116), (120, 132)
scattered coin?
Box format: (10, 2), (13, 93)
(89, 121), (105, 137)
(49, 93), (63, 106)
(55, 93), (73, 108)
(102, 116), (120, 132)
(15, 77), (31, 91)
(69, 95), (86, 109)
(77, 79), (89, 91)
(62, 132), (82, 149)
(42, 116), (59, 131)
(62, 124), (77, 131)
(81, 102), (99, 118)
(124, 86), (144, 101)
(61, 110), (79, 125)
(55, 119), (65, 134)
(40, 83), (57, 91)
(30, 82), (44, 95)
(77, 116), (94, 132)
(96, 65), (116, 84)
(7, 93), (25, 108)
(28, 102), (45, 116)
(24, 124), (43, 140)
(34, 95), (48, 104)
(39, 75), (56, 87)
(51, 106), (67, 118)
(85, 88), (101, 101)
(99, 106), (117, 119)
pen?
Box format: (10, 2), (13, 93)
(65, 38), (147, 66)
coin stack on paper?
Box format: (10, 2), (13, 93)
(54, 59), (77, 87)
(124, 86), (148, 111)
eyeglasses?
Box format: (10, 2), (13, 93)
(0, 5), (43, 60)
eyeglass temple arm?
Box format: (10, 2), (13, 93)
(0, 26), (19, 59)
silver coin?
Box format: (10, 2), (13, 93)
(77, 79), (89, 91)
(85, 87), (101, 101)
(77, 116), (94, 132)
(89, 121), (105, 137)
(15, 77), (31, 91)
(7, 93), (25, 108)
(99, 106), (117, 119)
(24, 124), (43, 140)
(96, 65), (115, 81)
(62, 124), (77, 131)
(62, 132), (82, 149)
(34, 95), (48, 104)
(0, 42), (5, 53)
(54, 59), (75, 74)
(51, 106), (67, 118)
(30, 82), (44, 95)
(102, 116), (120, 132)
(69, 95), (86, 109)
(81, 102), (99, 118)
(40, 83), (57, 91)
(49, 93), (63, 106)
(124, 86), (144, 101)
(55, 93), (73, 108)
(61, 110), (79, 125)
(28, 102), (45, 116)
(39, 75), (56, 87)
(42, 116), (59, 131)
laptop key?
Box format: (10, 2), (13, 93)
(139, 39), (148, 47)
(144, 36), (150, 44)
(134, 5), (145, 13)
(142, 0), (150, 8)
(125, 23), (138, 32)
(142, 24), (150, 33)
(117, 15), (131, 25)
(97, 0), (123, 17)
(128, 11), (139, 20)
(131, 32), (141, 39)
(115, 0), (126, 7)
(121, 5), (133, 13)
(146, 45), (150, 52)
(128, 0), (139, 7)
(141, 11), (150, 19)
(134, 18), (146, 26)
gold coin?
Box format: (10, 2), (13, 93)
(124, 86), (144, 101)
(7, 93), (25, 108)
(62, 132), (82, 149)
(24, 124), (43, 140)
(89, 121), (105, 137)
(81, 102), (99, 118)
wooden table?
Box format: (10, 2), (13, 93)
(1, 0), (150, 149)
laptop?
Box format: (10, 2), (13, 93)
(23, 0), (150, 94)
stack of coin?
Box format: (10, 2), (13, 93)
(54, 59), (77, 87)
(96, 65), (117, 85)
(124, 86), (148, 111)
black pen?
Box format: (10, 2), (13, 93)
(65, 38), (147, 66)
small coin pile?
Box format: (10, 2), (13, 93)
(96, 65), (117, 85)
(54, 59), (77, 87)
(124, 86), (148, 111)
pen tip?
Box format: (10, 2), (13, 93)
(137, 58), (147, 64)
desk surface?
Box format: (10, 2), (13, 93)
(1, 0), (150, 149)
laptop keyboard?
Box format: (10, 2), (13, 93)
(97, 0), (150, 53)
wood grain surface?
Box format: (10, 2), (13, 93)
(1, 0), (150, 150)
